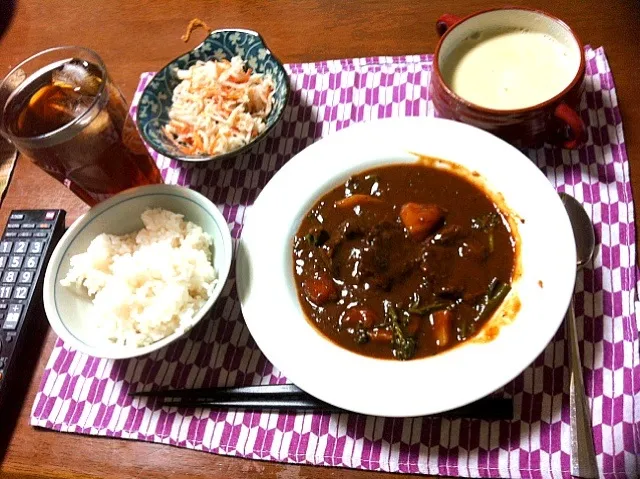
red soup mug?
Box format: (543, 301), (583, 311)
(432, 8), (586, 149)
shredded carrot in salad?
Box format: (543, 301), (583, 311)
(164, 56), (275, 156)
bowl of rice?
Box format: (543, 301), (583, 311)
(43, 184), (233, 359)
(136, 28), (290, 162)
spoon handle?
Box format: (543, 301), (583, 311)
(567, 297), (599, 478)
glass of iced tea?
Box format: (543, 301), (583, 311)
(0, 46), (163, 206)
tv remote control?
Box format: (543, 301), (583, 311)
(0, 210), (65, 410)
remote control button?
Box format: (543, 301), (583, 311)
(13, 241), (28, 254)
(37, 223), (51, 229)
(19, 271), (33, 284)
(5, 334), (12, 343)
(4, 232), (17, 238)
(25, 256), (39, 269)
(0, 256), (6, 269)
(9, 214), (24, 221)
(13, 286), (29, 300)
(21, 223), (35, 229)
(0, 304), (6, 309)
(8, 256), (22, 269)
(2, 306), (20, 329)
(28, 241), (44, 254)
(18, 231), (32, 238)
(0, 286), (12, 299)
(45, 211), (56, 220)
(2, 271), (17, 284)
(34, 232), (48, 238)
(6, 224), (19, 230)
(0, 242), (12, 254)
(8, 304), (22, 315)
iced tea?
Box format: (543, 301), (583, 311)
(0, 47), (162, 206)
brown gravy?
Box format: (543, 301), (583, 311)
(292, 162), (516, 360)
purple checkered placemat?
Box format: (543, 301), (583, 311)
(31, 46), (639, 478)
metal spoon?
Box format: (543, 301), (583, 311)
(560, 192), (598, 478)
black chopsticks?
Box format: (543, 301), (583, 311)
(130, 384), (513, 420)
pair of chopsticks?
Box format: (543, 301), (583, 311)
(130, 384), (513, 419)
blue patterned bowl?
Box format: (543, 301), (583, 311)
(136, 29), (289, 163)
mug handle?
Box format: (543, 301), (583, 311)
(436, 14), (461, 36)
(554, 103), (586, 149)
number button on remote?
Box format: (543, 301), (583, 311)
(28, 241), (44, 254)
(13, 286), (28, 300)
(25, 256), (38, 269)
(14, 241), (29, 254)
(18, 271), (33, 284)
(0, 286), (12, 299)
(0, 242), (12, 254)
(8, 256), (22, 269)
(0, 257), (6, 269)
(2, 271), (17, 284)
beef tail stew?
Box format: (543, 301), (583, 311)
(292, 161), (516, 360)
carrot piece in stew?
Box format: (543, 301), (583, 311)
(303, 275), (338, 306)
(335, 194), (383, 209)
(370, 327), (393, 343)
(432, 309), (453, 347)
(399, 203), (445, 241)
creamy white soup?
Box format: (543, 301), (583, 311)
(441, 28), (579, 110)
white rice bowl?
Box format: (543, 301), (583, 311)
(60, 208), (217, 348)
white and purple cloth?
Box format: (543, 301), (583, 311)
(31, 46), (639, 478)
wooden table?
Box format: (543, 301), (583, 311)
(1, 1), (639, 477)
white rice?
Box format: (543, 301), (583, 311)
(61, 208), (217, 348)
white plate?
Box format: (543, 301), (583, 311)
(237, 117), (575, 417)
